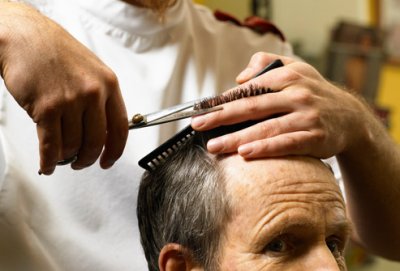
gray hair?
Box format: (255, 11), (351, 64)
(137, 128), (233, 271)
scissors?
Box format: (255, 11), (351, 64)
(128, 100), (223, 129)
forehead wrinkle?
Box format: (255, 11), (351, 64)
(227, 184), (346, 248)
(266, 178), (345, 206)
(221, 156), (346, 231)
(249, 203), (348, 247)
(249, 204), (317, 244)
(232, 198), (339, 246)
(229, 174), (345, 214)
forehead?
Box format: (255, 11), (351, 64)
(220, 155), (345, 219)
(222, 155), (340, 196)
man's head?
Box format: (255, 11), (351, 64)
(217, 155), (349, 271)
(137, 127), (350, 271)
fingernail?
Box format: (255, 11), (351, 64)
(237, 68), (253, 81)
(238, 145), (253, 156)
(207, 139), (224, 153)
(191, 115), (207, 129)
(38, 168), (55, 175)
(71, 164), (84, 170)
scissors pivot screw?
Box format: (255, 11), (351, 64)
(132, 114), (145, 124)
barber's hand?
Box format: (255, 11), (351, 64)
(0, 3), (128, 174)
(192, 52), (368, 159)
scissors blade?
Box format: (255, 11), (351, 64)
(144, 100), (195, 124)
(129, 105), (222, 129)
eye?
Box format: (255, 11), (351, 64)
(267, 239), (287, 252)
(326, 236), (344, 256)
(264, 235), (294, 254)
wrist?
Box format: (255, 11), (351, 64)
(0, 2), (13, 78)
(0, 1), (32, 78)
(338, 94), (386, 161)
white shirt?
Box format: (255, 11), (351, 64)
(0, 0), (292, 270)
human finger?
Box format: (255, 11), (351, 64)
(99, 89), (128, 169)
(60, 106), (83, 163)
(71, 102), (106, 169)
(205, 111), (313, 154)
(236, 52), (295, 84)
(37, 117), (62, 175)
(237, 131), (319, 158)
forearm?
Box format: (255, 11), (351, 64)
(0, 1), (21, 78)
(337, 99), (400, 261)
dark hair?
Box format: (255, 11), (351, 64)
(137, 127), (236, 271)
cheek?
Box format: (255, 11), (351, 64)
(219, 252), (297, 271)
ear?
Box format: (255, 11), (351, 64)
(159, 243), (203, 271)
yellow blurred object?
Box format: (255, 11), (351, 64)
(368, 0), (380, 26)
(377, 63), (400, 143)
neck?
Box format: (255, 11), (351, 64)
(120, 0), (177, 8)
(120, 0), (146, 7)
(121, 0), (177, 19)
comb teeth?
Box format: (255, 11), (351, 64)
(194, 84), (275, 110)
(138, 126), (196, 171)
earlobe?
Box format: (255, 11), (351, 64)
(159, 243), (202, 271)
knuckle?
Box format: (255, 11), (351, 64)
(81, 79), (103, 101)
(305, 109), (322, 125)
(244, 97), (260, 115)
(277, 68), (300, 83)
(285, 136), (302, 151)
(291, 88), (314, 106)
(82, 69), (118, 101)
(41, 141), (54, 155)
(312, 129), (327, 144)
(85, 83), (102, 100)
(258, 121), (274, 137)
(221, 135), (238, 150)
(251, 51), (268, 62)
(293, 61), (311, 71)
(32, 98), (61, 122)
(103, 68), (119, 89)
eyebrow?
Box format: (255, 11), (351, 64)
(327, 220), (353, 236)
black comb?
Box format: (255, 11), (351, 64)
(139, 125), (195, 171)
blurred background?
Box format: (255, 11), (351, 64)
(195, 0), (400, 270)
